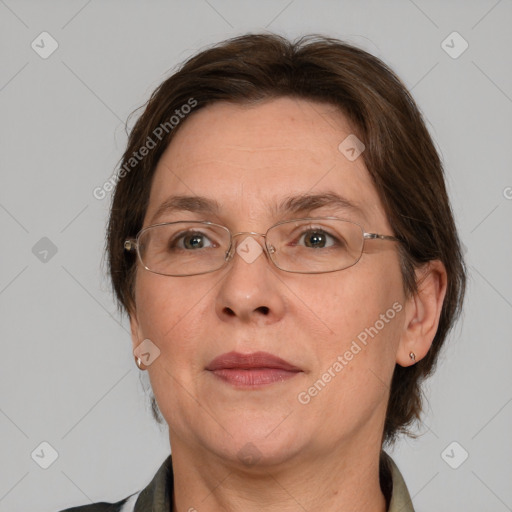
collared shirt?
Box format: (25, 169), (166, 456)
(59, 452), (415, 512)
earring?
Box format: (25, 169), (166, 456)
(409, 352), (416, 362)
(135, 356), (145, 370)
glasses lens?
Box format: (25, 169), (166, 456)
(267, 218), (364, 273)
(137, 222), (230, 276)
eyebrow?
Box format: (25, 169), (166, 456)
(150, 196), (221, 224)
(277, 192), (366, 219)
(150, 192), (366, 224)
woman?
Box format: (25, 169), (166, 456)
(61, 33), (466, 511)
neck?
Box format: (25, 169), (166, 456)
(170, 436), (387, 512)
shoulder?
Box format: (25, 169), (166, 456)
(56, 454), (172, 512)
(58, 503), (118, 511)
(57, 493), (137, 512)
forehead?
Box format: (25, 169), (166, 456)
(145, 97), (388, 228)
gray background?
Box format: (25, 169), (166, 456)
(1, 1), (511, 510)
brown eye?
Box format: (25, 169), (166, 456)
(304, 231), (328, 248)
(297, 229), (340, 249)
(183, 233), (206, 249)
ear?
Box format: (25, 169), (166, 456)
(396, 260), (448, 367)
(129, 306), (143, 356)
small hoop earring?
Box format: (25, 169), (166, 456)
(409, 352), (416, 362)
(135, 357), (144, 370)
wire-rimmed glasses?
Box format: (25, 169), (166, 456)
(123, 217), (401, 277)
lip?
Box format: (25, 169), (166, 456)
(206, 351), (302, 388)
(206, 351), (301, 371)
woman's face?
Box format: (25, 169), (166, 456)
(130, 97), (407, 466)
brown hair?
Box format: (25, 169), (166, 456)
(107, 33), (466, 444)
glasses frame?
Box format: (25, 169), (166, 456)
(123, 217), (402, 277)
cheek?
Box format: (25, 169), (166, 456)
(293, 261), (404, 429)
(294, 256), (405, 420)
(298, 255), (404, 346)
(133, 273), (211, 364)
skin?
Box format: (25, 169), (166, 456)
(129, 97), (447, 512)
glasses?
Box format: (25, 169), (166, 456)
(123, 217), (401, 277)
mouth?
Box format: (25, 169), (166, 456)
(206, 351), (302, 388)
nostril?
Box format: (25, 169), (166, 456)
(223, 307), (236, 316)
(256, 306), (270, 315)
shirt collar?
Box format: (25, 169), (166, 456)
(382, 451), (416, 511)
(132, 452), (414, 512)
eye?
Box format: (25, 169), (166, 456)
(296, 229), (340, 249)
(171, 231), (216, 250)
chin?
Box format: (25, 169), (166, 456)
(208, 421), (308, 470)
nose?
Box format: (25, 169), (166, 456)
(214, 233), (286, 325)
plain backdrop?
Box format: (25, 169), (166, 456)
(1, 1), (511, 511)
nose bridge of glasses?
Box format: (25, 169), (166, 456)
(231, 231), (266, 240)
(226, 231), (271, 261)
